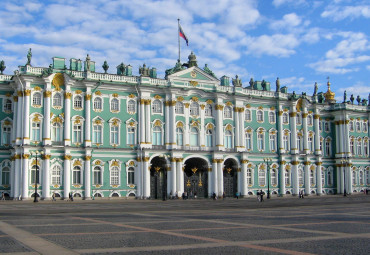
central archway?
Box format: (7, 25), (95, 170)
(184, 158), (208, 198)
(150, 156), (167, 199)
(223, 158), (238, 197)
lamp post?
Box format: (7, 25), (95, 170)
(341, 158), (349, 197)
(263, 158), (272, 199)
(31, 151), (43, 202)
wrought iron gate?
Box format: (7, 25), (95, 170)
(150, 167), (167, 199)
(184, 168), (208, 198)
(223, 168), (237, 197)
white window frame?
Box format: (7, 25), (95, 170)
(3, 98), (12, 112)
(110, 166), (120, 185)
(269, 111), (276, 124)
(73, 95), (83, 109)
(245, 109), (252, 121)
(127, 166), (135, 185)
(205, 104), (212, 117)
(52, 93), (62, 108)
(256, 110), (264, 122)
(110, 98), (120, 112)
(32, 92), (42, 107)
(127, 100), (136, 113)
(247, 168), (253, 186)
(93, 97), (103, 111)
(190, 102), (200, 116)
(223, 106), (232, 119)
(258, 169), (266, 186)
(93, 166), (103, 185)
(51, 165), (62, 185)
(282, 113), (289, 124)
(152, 100), (162, 114)
(72, 166), (82, 185)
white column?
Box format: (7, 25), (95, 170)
(290, 110), (297, 154)
(217, 160), (223, 196)
(145, 102), (151, 144)
(240, 109), (245, 149)
(84, 94), (91, 147)
(43, 90), (52, 146)
(212, 159), (218, 195)
(171, 158), (176, 195)
(13, 156), (21, 199)
(11, 96), (18, 144)
(343, 115), (350, 155)
(143, 157), (150, 198)
(347, 167), (353, 194)
(139, 100), (145, 146)
(241, 160), (248, 196)
(237, 168), (241, 195)
(63, 155), (71, 199)
(207, 165), (212, 197)
(165, 101), (170, 148)
(292, 163), (299, 195)
(184, 103), (190, 147)
(302, 111), (309, 154)
(200, 105), (205, 147)
(278, 107), (284, 153)
(235, 108), (240, 148)
(16, 91), (23, 145)
(177, 159), (184, 196)
(279, 163), (286, 196)
(215, 104), (224, 150)
(21, 154), (29, 199)
(42, 154), (51, 199)
(84, 155), (91, 199)
(135, 157), (142, 198)
(10, 157), (15, 198)
(304, 164), (310, 195)
(170, 100), (176, 148)
(316, 164), (322, 195)
(23, 90), (31, 144)
(64, 92), (71, 146)
(314, 112), (321, 155)
(339, 166), (344, 194)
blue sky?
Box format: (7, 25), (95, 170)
(0, 0), (369, 100)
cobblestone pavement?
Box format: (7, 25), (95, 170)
(0, 195), (369, 255)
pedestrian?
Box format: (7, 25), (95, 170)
(223, 191), (226, 200)
(182, 192), (185, 200)
(260, 190), (264, 202)
(257, 190), (260, 202)
(212, 192), (216, 200)
(236, 192), (239, 199)
(1, 192), (5, 201)
(52, 192), (56, 202)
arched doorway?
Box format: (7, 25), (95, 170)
(150, 156), (167, 199)
(223, 158), (238, 197)
(184, 158), (208, 198)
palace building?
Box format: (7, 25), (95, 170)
(0, 51), (369, 200)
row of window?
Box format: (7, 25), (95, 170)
(349, 120), (368, 133)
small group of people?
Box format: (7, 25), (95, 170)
(257, 190), (264, 202)
(68, 192), (74, 201)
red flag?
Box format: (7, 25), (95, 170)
(179, 24), (189, 46)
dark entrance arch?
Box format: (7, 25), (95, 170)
(150, 156), (167, 199)
(223, 158), (238, 197)
(184, 158), (208, 198)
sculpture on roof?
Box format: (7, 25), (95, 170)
(343, 90), (347, 103)
(249, 78), (254, 88)
(26, 48), (32, 65)
(41, 64), (53, 77)
(117, 63), (126, 75)
(276, 77), (280, 92)
(356, 95), (361, 105)
(261, 80), (266, 91)
(232, 75), (242, 87)
(0, 60), (5, 74)
(203, 64), (216, 78)
(350, 94), (354, 104)
(102, 61), (109, 73)
(139, 63), (150, 77)
(313, 82), (318, 96)
(165, 59), (185, 78)
(86, 54), (91, 71)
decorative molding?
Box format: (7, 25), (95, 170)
(64, 155), (72, 160)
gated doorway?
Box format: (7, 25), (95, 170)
(223, 158), (238, 197)
(184, 158), (208, 198)
(150, 156), (167, 199)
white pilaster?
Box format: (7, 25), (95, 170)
(85, 93), (91, 147)
(145, 102), (151, 145)
(316, 164), (322, 195)
(290, 109), (297, 154)
(170, 100), (176, 148)
(16, 91), (23, 145)
(63, 155), (71, 199)
(10, 157), (15, 198)
(176, 159), (184, 196)
(215, 103), (224, 150)
(21, 154), (29, 199)
(292, 163), (299, 195)
(279, 163), (286, 196)
(64, 92), (71, 146)
(171, 159), (176, 195)
(314, 111), (321, 155)
(302, 111), (309, 154)
(11, 96), (18, 145)
(13, 156), (21, 199)
(84, 155), (91, 199)
(207, 165), (212, 197)
(304, 164), (310, 195)
(241, 160), (248, 196)
(143, 157), (150, 198)
(278, 106), (284, 153)
(42, 154), (50, 199)
(212, 160), (218, 195)
(23, 90), (30, 145)
(235, 108), (240, 148)
(184, 103), (190, 147)
(43, 90), (52, 146)
(217, 160), (223, 196)
(135, 158), (142, 198)
(239, 109), (245, 149)
(165, 100), (170, 148)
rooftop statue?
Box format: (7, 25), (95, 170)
(356, 95), (361, 105)
(350, 94), (354, 104)
(0, 60), (5, 74)
(165, 59), (184, 78)
(117, 63), (126, 75)
(232, 75), (242, 87)
(261, 80), (266, 91)
(139, 63), (150, 77)
(343, 90), (347, 103)
(26, 48), (32, 65)
(102, 60), (109, 73)
(249, 78), (254, 88)
(203, 64), (216, 78)
(86, 54), (91, 71)
(276, 77), (280, 92)
(313, 82), (318, 96)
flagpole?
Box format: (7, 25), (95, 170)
(178, 18), (181, 62)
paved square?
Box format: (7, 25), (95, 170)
(0, 195), (369, 254)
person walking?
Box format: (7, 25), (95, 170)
(257, 190), (260, 202)
(1, 192), (5, 201)
(52, 192), (56, 202)
(236, 191), (239, 199)
(260, 190), (264, 202)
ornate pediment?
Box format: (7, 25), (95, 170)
(168, 66), (219, 82)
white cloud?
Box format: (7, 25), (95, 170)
(321, 5), (370, 21)
(309, 56), (370, 74)
(270, 13), (302, 30)
(337, 83), (370, 101)
(245, 34), (299, 57)
(272, 0), (307, 7)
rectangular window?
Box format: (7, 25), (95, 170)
(73, 125), (82, 143)
(93, 125), (102, 144)
(32, 122), (41, 141)
(110, 126), (119, 144)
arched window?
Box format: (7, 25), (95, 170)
(190, 102), (199, 116)
(247, 169), (253, 185)
(350, 138), (355, 154)
(51, 165), (61, 185)
(175, 102), (184, 114)
(297, 135), (303, 152)
(31, 165), (40, 185)
(325, 139), (331, 156)
(110, 125), (119, 144)
(72, 166), (81, 184)
(308, 135), (314, 153)
(110, 98), (119, 111)
(258, 169), (265, 186)
(32, 122), (41, 142)
(298, 168), (304, 186)
(224, 106), (232, 119)
(110, 166), (119, 185)
(307, 115), (313, 126)
(74, 95), (82, 108)
(93, 97), (102, 110)
(206, 129), (213, 147)
(363, 122), (368, 132)
(93, 124), (102, 144)
(53, 93), (62, 107)
(349, 121), (354, 132)
(245, 109), (251, 121)
(205, 104), (212, 117)
(73, 124), (82, 143)
(2, 125), (11, 145)
(152, 126), (162, 145)
(359, 170), (364, 185)
(127, 100), (136, 113)
(324, 122), (330, 132)
(296, 113), (302, 125)
(93, 166), (102, 185)
(321, 168), (325, 187)
(33, 92), (42, 106)
(269, 133), (276, 152)
(152, 100), (162, 113)
(356, 121), (361, 132)
(1, 167), (10, 185)
(352, 171), (357, 185)
(176, 127), (183, 146)
(269, 112), (275, 123)
(364, 140), (368, 157)
(256, 110), (263, 122)
(310, 169), (315, 185)
(127, 127), (135, 145)
(327, 168), (333, 186)
(282, 113), (289, 124)
(128, 167), (135, 185)
(4, 99), (12, 111)
(190, 127), (199, 146)
(224, 130), (232, 148)
(245, 132), (252, 150)
(257, 132), (264, 151)
(357, 139), (362, 155)
(271, 169), (277, 185)
(283, 133), (290, 151)
(51, 122), (62, 143)
(285, 169), (290, 186)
